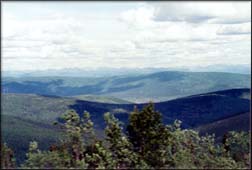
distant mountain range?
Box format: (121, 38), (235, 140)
(2, 67), (173, 78)
(2, 71), (250, 103)
(2, 64), (250, 78)
(2, 88), (250, 164)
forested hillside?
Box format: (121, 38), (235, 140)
(2, 104), (250, 169)
(2, 71), (250, 102)
(1, 88), (250, 165)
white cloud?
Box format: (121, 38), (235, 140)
(217, 23), (251, 35)
(2, 2), (251, 71)
(120, 5), (154, 28)
(151, 2), (251, 24)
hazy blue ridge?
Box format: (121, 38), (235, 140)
(2, 71), (250, 103)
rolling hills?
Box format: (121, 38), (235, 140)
(196, 112), (250, 142)
(2, 71), (250, 103)
(1, 88), (250, 165)
(1, 68), (251, 163)
(71, 94), (132, 104)
(2, 88), (250, 129)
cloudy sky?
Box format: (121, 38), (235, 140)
(2, 1), (251, 71)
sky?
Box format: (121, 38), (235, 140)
(2, 1), (251, 71)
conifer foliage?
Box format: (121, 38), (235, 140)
(127, 103), (170, 168)
(1, 143), (16, 169)
(1, 103), (250, 169)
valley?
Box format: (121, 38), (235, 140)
(1, 71), (251, 165)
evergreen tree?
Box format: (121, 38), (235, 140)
(104, 112), (149, 169)
(126, 103), (170, 168)
(1, 143), (16, 169)
(21, 141), (72, 169)
(163, 121), (240, 169)
(222, 131), (250, 167)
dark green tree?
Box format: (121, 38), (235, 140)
(163, 121), (240, 169)
(22, 110), (95, 168)
(1, 143), (16, 169)
(126, 103), (170, 168)
(104, 112), (149, 169)
(222, 131), (250, 167)
(21, 141), (72, 169)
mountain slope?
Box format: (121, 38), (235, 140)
(2, 71), (250, 102)
(2, 88), (250, 165)
(1, 114), (62, 165)
(2, 88), (250, 129)
(196, 112), (250, 141)
(71, 94), (132, 104)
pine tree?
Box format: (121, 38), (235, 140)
(21, 141), (72, 169)
(104, 112), (149, 169)
(1, 143), (16, 169)
(222, 131), (250, 167)
(126, 103), (170, 168)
